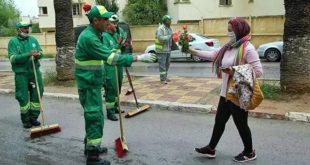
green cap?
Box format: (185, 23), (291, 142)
(86, 5), (114, 20)
(162, 15), (172, 22)
(16, 21), (32, 28)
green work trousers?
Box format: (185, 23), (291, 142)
(15, 70), (43, 124)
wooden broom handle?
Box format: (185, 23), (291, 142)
(125, 67), (139, 108)
(31, 56), (46, 126)
(114, 66), (124, 139)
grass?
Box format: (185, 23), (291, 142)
(43, 70), (75, 87)
(259, 80), (284, 100)
(43, 54), (55, 58)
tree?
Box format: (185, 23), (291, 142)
(0, 0), (20, 36)
(123, 0), (167, 25)
(96, 0), (119, 13)
(280, 0), (310, 93)
(31, 23), (40, 33)
(53, 0), (75, 80)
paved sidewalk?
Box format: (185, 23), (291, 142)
(1, 72), (309, 122)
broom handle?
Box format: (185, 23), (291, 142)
(125, 67), (139, 108)
(31, 56), (46, 126)
(115, 66), (124, 139)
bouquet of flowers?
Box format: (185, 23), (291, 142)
(179, 25), (190, 52)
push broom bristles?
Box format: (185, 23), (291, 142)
(30, 124), (61, 138)
(125, 104), (150, 118)
(115, 137), (128, 158)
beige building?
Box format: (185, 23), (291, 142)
(38, 0), (96, 32)
(169, 0), (285, 23)
(37, 0), (128, 32)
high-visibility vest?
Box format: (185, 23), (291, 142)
(155, 27), (167, 50)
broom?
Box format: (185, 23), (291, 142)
(30, 55), (61, 138)
(114, 66), (128, 158)
(124, 68), (150, 118)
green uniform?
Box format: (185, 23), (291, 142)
(75, 25), (133, 151)
(102, 27), (127, 117)
(7, 35), (44, 124)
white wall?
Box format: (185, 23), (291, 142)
(37, 0), (96, 30)
(116, 0), (128, 22)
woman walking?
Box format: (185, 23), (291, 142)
(188, 17), (263, 163)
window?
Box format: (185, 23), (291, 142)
(39, 7), (48, 15)
(72, 3), (82, 16)
(174, 0), (190, 3)
(219, 0), (232, 6)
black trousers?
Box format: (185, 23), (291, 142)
(208, 96), (253, 153)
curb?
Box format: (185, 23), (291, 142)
(1, 88), (309, 123)
(120, 99), (215, 113)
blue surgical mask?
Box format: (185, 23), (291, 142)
(227, 31), (236, 42)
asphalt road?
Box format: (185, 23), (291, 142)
(0, 95), (309, 165)
(0, 59), (280, 79)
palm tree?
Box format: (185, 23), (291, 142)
(281, 0), (310, 93)
(53, 0), (75, 80)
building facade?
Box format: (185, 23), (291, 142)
(168, 0), (285, 23)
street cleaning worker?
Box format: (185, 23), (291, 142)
(102, 14), (125, 121)
(7, 22), (43, 129)
(76, 5), (156, 164)
(155, 15), (174, 84)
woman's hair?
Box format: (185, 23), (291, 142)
(228, 17), (251, 40)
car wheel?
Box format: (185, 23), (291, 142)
(192, 55), (202, 62)
(265, 48), (281, 62)
(148, 51), (158, 62)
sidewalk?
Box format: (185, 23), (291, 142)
(0, 71), (309, 123)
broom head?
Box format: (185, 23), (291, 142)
(115, 136), (128, 158)
(125, 104), (150, 118)
(30, 124), (61, 138)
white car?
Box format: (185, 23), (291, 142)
(257, 41), (283, 62)
(144, 33), (221, 62)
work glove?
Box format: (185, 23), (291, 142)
(137, 53), (157, 63)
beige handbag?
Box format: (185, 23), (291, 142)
(226, 71), (264, 110)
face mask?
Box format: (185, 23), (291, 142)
(18, 29), (29, 38)
(227, 31), (236, 42)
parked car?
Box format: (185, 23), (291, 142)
(144, 33), (221, 62)
(74, 22), (133, 53)
(257, 41), (283, 62)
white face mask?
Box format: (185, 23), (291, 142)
(18, 29), (29, 38)
(227, 31), (236, 42)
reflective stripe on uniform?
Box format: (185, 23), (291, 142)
(87, 138), (101, 146)
(160, 71), (166, 75)
(75, 59), (103, 66)
(106, 101), (115, 109)
(107, 52), (120, 65)
(75, 59), (103, 70)
(30, 102), (40, 110)
(20, 102), (30, 114)
(112, 49), (121, 54)
(9, 55), (16, 63)
(155, 39), (163, 49)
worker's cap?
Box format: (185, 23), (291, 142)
(85, 5), (114, 20)
(162, 15), (172, 22)
(109, 14), (119, 22)
(16, 21), (32, 28)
